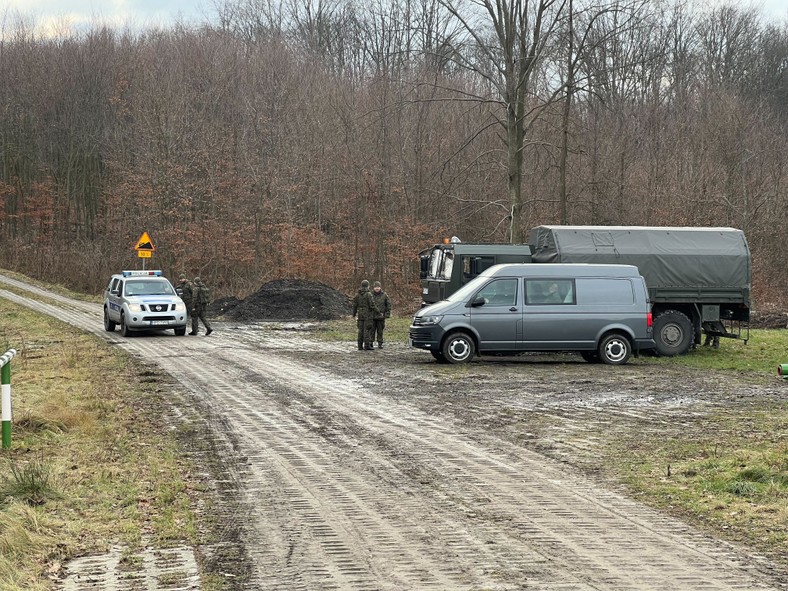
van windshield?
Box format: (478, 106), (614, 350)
(446, 274), (492, 302)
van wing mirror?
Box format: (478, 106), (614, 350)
(469, 295), (486, 307)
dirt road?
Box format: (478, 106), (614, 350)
(1, 275), (786, 590)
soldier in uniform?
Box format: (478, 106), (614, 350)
(371, 281), (391, 348)
(190, 277), (213, 336)
(352, 279), (379, 350)
(176, 274), (194, 316)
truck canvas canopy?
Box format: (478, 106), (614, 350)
(529, 226), (751, 304)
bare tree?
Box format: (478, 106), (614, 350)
(435, 0), (568, 242)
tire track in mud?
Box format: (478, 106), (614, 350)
(1, 280), (785, 590)
(200, 341), (782, 590)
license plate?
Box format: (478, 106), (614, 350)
(150, 320), (169, 326)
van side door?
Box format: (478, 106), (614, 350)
(468, 278), (521, 352)
(523, 277), (638, 350)
(522, 278), (580, 350)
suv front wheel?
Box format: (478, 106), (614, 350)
(120, 312), (132, 337)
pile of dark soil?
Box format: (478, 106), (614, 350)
(211, 279), (352, 322)
(750, 310), (788, 329)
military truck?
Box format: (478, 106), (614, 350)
(419, 226), (751, 356)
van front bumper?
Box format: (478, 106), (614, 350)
(409, 325), (444, 350)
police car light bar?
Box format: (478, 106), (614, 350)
(122, 270), (162, 277)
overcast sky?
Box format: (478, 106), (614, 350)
(3, 0), (215, 35)
(3, 0), (787, 37)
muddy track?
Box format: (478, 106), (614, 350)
(1, 275), (786, 590)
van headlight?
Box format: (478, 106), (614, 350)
(127, 304), (143, 312)
(415, 315), (443, 326)
(174, 302), (186, 312)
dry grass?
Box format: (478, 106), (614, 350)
(0, 298), (196, 590)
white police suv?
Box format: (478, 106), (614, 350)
(103, 270), (188, 337)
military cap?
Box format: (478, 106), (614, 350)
(373, 281), (381, 288)
(361, 279), (369, 288)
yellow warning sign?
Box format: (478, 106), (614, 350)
(138, 250), (152, 258)
(134, 232), (155, 251)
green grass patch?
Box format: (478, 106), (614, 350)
(0, 456), (62, 506)
(614, 411), (788, 560)
(0, 298), (197, 590)
(644, 329), (788, 377)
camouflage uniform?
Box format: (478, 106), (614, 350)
(371, 281), (391, 348)
(352, 279), (379, 350)
(176, 274), (194, 312)
(190, 277), (213, 336)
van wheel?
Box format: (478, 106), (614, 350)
(174, 327), (186, 336)
(442, 332), (475, 364)
(103, 307), (116, 332)
(120, 313), (131, 337)
(598, 333), (631, 365)
(653, 310), (693, 356)
(430, 350), (448, 363)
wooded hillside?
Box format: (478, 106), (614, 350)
(1, 0), (786, 308)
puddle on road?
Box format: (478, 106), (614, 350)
(59, 543), (201, 590)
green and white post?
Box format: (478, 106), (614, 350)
(1, 348), (16, 449)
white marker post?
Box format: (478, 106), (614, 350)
(1, 348), (16, 449)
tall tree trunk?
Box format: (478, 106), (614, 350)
(558, 0), (574, 224)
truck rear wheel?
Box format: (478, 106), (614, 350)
(653, 310), (692, 356)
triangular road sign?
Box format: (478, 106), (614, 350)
(134, 231), (155, 251)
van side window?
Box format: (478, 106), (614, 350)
(476, 278), (518, 306)
(526, 279), (575, 305)
(576, 278), (634, 305)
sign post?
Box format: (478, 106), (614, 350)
(134, 232), (156, 269)
(1, 349), (17, 449)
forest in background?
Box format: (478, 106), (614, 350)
(0, 0), (786, 309)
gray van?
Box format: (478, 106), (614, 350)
(409, 264), (655, 365)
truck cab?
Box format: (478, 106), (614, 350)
(420, 240), (532, 306)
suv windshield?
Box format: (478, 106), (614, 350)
(124, 280), (175, 297)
